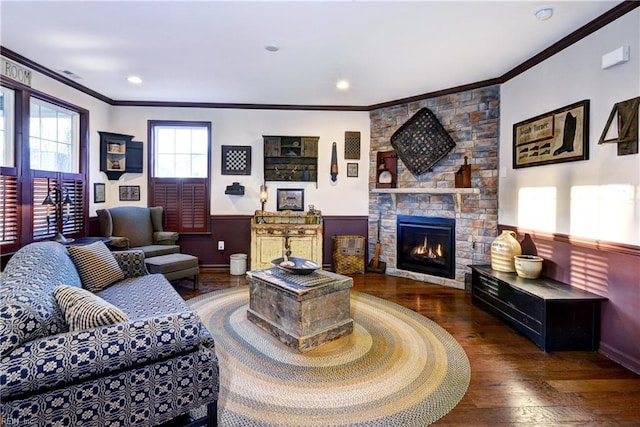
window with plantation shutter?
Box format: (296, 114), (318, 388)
(149, 121), (211, 234)
(150, 178), (208, 233)
(1, 79), (88, 252)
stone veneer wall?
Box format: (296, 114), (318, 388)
(369, 85), (500, 289)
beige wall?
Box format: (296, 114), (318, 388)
(500, 9), (640, 246)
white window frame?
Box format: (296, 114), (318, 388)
(152, 124), (209, 178)
(0, 85), (15, 167)
(29, 97), (80, 173)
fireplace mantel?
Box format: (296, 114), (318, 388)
(371, 187), (480, 211)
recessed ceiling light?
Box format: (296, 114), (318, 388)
(127, 75), (143, 85)
(534, 6), (554, 21)
(265, 45), (280, 52)
(336, 80), (350, 90)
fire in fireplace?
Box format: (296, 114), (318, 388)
(397, 215), (455, 279)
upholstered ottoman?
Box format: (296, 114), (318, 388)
(146, 253), (200, 289)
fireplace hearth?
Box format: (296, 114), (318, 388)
(397, 215), (455, 279)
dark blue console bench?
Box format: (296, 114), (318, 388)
(470, 265), (607, 352)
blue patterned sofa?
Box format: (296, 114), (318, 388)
(0, 241), (218, 426)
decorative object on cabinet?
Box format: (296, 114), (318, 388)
(514, 255), (544, 279)
(99, 131), (142, 180)
(250, 210), (323, 270)
(118, 185), (140, 202)
(376, 151), (397, 188)
(42, 179), (74, 243)
(94, 183), (106, 203)
(263, 135), (318, 183)
(222, 145), (252, 175)
(344, 131), (361, 159)
(259, 184), (268, 211)
(346, 163), (358, 177)
(490, 230), (522, 272)
(225, 182), (245, 195)
(598, 96), (638, 155)
(455, 155), (471, 188)
(513, 100), (589, 168)
(276, 188), (304, 211)
(390, 107), (456, 176)
(330, 142), (338, 182)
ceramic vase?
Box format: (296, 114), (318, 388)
(514, 255), (544, 279)
(491, 230), (522, 272)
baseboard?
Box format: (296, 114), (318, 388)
(599, 341), (640, 375)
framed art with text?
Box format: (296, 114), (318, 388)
(513, 100), (589, 168)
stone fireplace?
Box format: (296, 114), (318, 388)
(397, 215), (455, 279)
(368, 85), (499, 289)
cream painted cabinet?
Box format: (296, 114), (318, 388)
(250, 211), (323, 270)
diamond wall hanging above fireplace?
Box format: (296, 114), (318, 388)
(390, 108), (456, 176)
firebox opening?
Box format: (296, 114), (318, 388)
(397, 215), (455, 279)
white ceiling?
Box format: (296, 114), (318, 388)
(0, 1), (623, 107)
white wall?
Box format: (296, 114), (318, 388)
(500, 10), (640, 246)
(108, 107), (370, 216)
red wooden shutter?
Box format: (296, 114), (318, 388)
(150, 178), (208, 233)
(150, 178), (180, 231)
(0, 168), (20, 249)
(181, 179), (208, 232)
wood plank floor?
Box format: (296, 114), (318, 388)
(174, 271), (640, 426)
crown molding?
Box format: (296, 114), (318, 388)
(2, 1), (637, 111)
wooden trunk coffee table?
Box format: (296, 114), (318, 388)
(246, 267), (353, 353)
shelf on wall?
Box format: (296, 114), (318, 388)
(370, 187), (480, 211)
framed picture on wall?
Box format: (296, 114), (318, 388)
(276, 188), (304, 211)
(347, 163), (359, 177)
(221, 145), (252, 175)
(513, 100), (589, 168)
(119, 185), (140, 201)
(94, 183), (106, 203)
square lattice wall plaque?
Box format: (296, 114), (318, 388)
(222, 145), (252, 175)
(344, 131), (361, 160)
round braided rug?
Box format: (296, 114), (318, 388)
(188, 286), (470, 427)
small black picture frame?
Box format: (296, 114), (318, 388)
(222, 145), (252, 175)
(119, 185), (140, 201)
(347, 163), (359, 177)
(94, 183), (106, 203)
(277, 188), (304, 211)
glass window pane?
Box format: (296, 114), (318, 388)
(191, 154), (207, 177)
(152, 123), (210, 178)
(156, 154), (175, 177)
(175, 154), (191, 177)
(1, 86), (15, 167)
(29, 98), (79, 172)
(157, 137), (175, 154)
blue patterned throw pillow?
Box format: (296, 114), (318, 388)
(53, 285), (129, 330)
(67, 241), (125, 292)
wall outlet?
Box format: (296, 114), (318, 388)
(217, 241), (224, 250)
